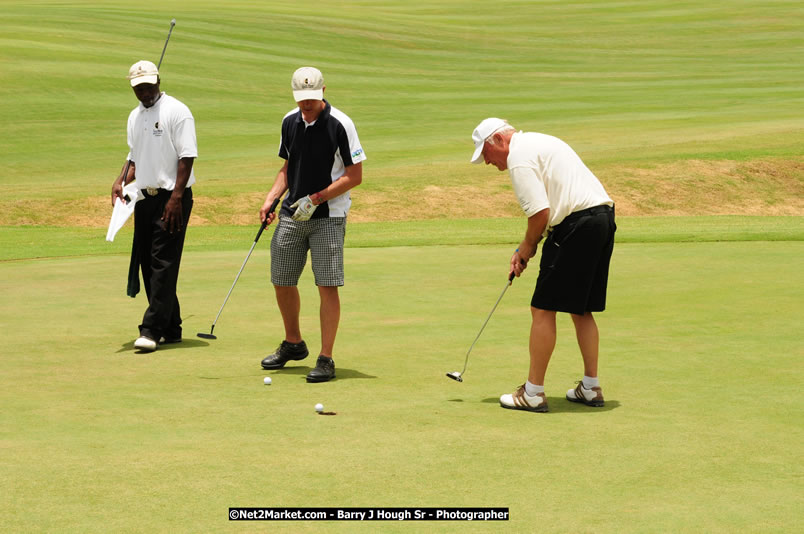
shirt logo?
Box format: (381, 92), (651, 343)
(153, 121), (163, 137)
(352, 148), (363, 159)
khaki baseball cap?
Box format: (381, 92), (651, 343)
(128, 60), (159, 87)
(291, 66), (324, 102)
(470, 118), (507, 163)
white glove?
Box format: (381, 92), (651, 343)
(290, 195), (317, 221)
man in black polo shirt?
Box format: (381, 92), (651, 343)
(258, 67), (366, 383)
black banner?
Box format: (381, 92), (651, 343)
(229, 507), (509, 521)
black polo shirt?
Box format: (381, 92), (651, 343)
(278, 100), (364, 219)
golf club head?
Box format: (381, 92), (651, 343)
(197, 332), (217, 340)
(446, 372), (463, 382)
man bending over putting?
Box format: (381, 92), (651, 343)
(470, 118), (616, 412)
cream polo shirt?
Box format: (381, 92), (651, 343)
(126, 93), (197, 190)
(507, 132), (612, 232)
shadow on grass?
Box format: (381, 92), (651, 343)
(478, 396), (621, 413)
(260, 364), (378, 381)
(116, 338), (210, 354)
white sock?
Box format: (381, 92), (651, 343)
(582, 375), (599, 389)
(525, 381), (544, 396)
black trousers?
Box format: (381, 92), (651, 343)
(134, 188), (193, 340)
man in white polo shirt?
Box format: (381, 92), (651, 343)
(470, 118), (616, 413)
(111, 60), (197, 352)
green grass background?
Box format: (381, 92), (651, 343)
(1, 0), (803, 532)
(1, 0), (801, 211)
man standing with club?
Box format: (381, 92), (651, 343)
(470, 118), (616, 412)
(258, 67), (365, 383)
(111, 60), (197, 352)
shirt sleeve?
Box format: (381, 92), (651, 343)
(509, 166), (549, 217)
(166, 100), (197, 159)
(339, 118), (366, 166)
(126, 111), (135, 162)
(171, 116), (198, 159)
(278, 119), (290, 160)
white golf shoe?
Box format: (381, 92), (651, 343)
(134, 336), (158, 352)
(566, 381), (605, 407)
(500, 384), (548, 413)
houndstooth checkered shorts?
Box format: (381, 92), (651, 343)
(270, 217), (346, 287)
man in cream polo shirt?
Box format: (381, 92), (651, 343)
(470, 118), (616, 413)
(111, 60), (197, 352)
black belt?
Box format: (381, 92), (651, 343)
(141, 186), (191, 197)
(562, 204), (613, 223)
(141, 187), (168, 197)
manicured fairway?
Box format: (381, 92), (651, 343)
(1, 0), (802, 223)
(1, 228), (801, 532)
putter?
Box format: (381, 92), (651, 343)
(116, 19), (176, 199)
(197, 197), (281, 340)
(446, 271), (516, 382)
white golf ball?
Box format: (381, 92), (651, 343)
(315, 403), (324, 413)
(263, 377), (272, 385)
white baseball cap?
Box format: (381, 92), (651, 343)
(470, 118), (507, 164)
(291, 66), (324, 102)
(128, 60), (159, 87)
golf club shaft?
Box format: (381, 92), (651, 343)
(158, 19), (176, 70)
(207, 197), (281, 330)
(118, 160), (133, 193)
(209, 239), (259, 328)
(457, 276), (513, 375)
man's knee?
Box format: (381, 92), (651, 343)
(531, 307), (556, 323)
(571, 311), (595, 324)
(274, 284), (299, 296)
(318, 285), (339, 296)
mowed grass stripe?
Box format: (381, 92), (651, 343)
(1, 1), (801, 197)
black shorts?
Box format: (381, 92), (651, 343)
(531, 205), (616, 315)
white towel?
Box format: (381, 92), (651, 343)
(106, 182), (143, 242)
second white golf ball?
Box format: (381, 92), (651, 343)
(263, 377), (272, 385)
(315, 403), (324, 413)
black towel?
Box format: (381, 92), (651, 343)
(126, 232), (140, 297)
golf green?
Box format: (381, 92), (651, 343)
(1, 231), (801, 532)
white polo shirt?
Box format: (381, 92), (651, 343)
(127, 93), (197, 190)
(507, 132), (612, 231)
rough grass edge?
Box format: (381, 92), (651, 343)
(1, 216), (802, 262)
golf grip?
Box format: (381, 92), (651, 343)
(508, 258), (525, 282)
(254, 197), (281, 242)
